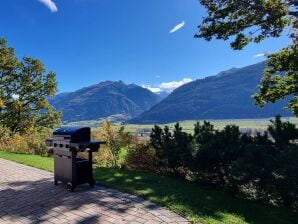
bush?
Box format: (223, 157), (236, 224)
(149, 116), (298, 209)
(150, 123), (193, 170)
(124, 143), (159, 172)
(194, 124), (243, 186)
(0, 127), (52, 155)
(92, 120), (133, 168)
(93, 146), (116, 167)
(0, 125), (11, 143)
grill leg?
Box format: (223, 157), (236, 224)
(89, 178), (96, 187)
(88, 151), (95, 187)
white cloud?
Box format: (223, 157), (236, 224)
(37, 0), (58, 13)
(143, 78), (193, 93)
(253, 53), (265, 58)
(142, 85), (161, 93)
(155, 75), (161, 78)
(169, 21), (185, 33)
(159, 78), (193, 91)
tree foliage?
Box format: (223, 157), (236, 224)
(254, 46), (298, 115)
(195, 0), (298, 116)
(99, 120), (132, 167)
(0, 38), (61, 133)
(150, 124), (194, 170)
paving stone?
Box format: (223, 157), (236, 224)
(0, 158), (189, 224)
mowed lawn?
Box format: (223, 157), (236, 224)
(0, 151), (297, 224)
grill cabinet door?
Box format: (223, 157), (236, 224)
(54, 154), (63, 178)
(62, 155), (72, 181)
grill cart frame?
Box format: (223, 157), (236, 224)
(46, 127), (104, 192)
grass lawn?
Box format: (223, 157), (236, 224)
(0, 150), (297, 224)
(0, 151), (53, 171)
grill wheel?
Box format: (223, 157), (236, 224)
(66, 182), (74, 192)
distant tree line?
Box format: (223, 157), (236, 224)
(147, 116), (298, 209)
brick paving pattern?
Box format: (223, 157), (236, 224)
(0, 158), (188, 224)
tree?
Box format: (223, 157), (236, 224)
(266, 115), (298, 207)
(99, 120), (132, 167)
(150, 125), (174, 167)
(171, 123), (193, 168)
(194, 125), (243, 185)
(194, 121), (215, 149)
(150, 124), (193, 169)
(100, 120), (121, 167)
(150, 125), (165, 163)
(268, 115), (298, 148)
(160, 125), (174, 167)
(0, 38), (61, 133)
(195, 0), (298, 116)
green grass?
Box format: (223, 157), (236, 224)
(0, 151), (53, 172)
(118, 147), (128, 166)
(119, 117), (298, 134)
(1, 150), (297, 224)
(66, 117), (298, 134)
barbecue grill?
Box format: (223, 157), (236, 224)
(46, 127), (104, 192)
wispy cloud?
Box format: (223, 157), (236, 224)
(143, 78), (193, 93)
(142, 85), (161, 93)
(37, 0), (58, 13)
(169, 21), (185, 33)
(159, 78), (192, 90)
(253, 53), (265, 58)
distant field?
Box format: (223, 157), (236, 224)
(65, 117), (298, 134)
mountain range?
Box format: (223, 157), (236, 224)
(131, 62), (291, 123)
(49, 81), (161, 122)
(50, 61), (291, 123)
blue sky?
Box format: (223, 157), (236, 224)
(0, 0), (290, 93)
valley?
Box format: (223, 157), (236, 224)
(64, 117), (298, 134)
(51, 61), (292, 124)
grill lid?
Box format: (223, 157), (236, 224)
(53, 127), (91, 143)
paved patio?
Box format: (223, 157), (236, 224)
(0, 158), (188, 224)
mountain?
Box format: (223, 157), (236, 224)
(50, 81), (161, 122)
(157, 91), (170, 99)
(131, 62), (292, 124)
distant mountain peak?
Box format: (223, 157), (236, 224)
(215, 61), (266, 78)
(130, 61), (289, 124)
(50, 80), (162, 122)
(216, 67), (238, 77)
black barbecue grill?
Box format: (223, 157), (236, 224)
(46, 127), (105, 191)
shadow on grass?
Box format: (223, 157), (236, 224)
(94, 167), (298, 224)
